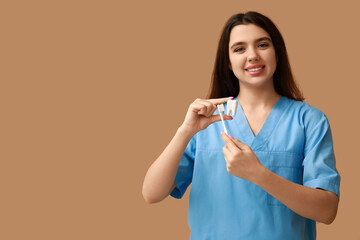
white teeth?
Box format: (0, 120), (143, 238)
(247, 67), (264, 72)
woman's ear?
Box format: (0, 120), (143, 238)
(229, 64), (232, 70)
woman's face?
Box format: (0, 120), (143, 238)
(228, 24), (277, 88)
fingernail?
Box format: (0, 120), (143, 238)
(229, 96), (234, 99)
(221, 131), (224, 134)
(229, 134), (234, 139)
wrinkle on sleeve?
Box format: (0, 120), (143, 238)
(302, 113), (340, 198)
(170, 135), (196, 199)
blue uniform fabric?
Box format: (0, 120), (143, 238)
(170, 96), (340, 240)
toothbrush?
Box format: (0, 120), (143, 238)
(217, 104), (229, 135)
(217, 100), (238, 135)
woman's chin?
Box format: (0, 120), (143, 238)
(238, 78), (273, 89)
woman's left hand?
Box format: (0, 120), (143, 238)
(221, 132), (265, 183)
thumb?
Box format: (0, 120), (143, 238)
(209, 114), (233, 124)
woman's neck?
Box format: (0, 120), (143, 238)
(237, 82), (281, 111)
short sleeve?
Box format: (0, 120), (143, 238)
(170, 135), (196, 199)
(302, 113), (340, 198)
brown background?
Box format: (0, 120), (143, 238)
(1, 0), (359, 239)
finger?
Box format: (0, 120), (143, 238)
(193, 101), (215, 116)
(207, 103), (218, 117)
(222, 145), (231, 163)
(190, 102), (209, 115)
(232, 138), (249, 151)
(194, 98), (232, 117)
(209, 114), (233, 124)
(221, 132), (248, 151)
(202, 101), (217, 117)
(197, 103), (210, 115)
(195, 100), (221, 117)
(207, 96), (234, 105)
(221, 131), (239, 151)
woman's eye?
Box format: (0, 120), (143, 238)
(234, 47), (245, 52)
(258, 43), (269, 48)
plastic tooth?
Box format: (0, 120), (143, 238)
(226, 100), (238, 116)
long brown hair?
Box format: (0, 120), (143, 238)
(207, 11), (304, 101)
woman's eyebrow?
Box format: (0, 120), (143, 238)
(230, 37), (272, 49)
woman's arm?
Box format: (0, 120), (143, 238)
(142, 97), (233, 204)
(221, 132), (339, 224)
(142, 126), (194, 204)
(254, 167), (339, 224)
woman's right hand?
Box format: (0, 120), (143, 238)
(179, 97), (234, 136)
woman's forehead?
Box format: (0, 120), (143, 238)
(229, 24), (271, 44)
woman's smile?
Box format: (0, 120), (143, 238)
(245, 64), (266, 75)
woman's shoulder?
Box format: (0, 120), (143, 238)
(284, 96), (328, 128)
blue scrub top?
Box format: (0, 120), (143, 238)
(170, 96), (340, 240)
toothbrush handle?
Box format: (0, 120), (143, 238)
(217, 106), (228, 135)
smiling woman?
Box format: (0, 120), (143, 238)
(208, 11), (303, 102)
(142, 11), (340, 240)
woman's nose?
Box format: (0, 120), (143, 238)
(247, 48), (260, 62)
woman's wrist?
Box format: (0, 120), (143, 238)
(251, 164), (270, 187)
(177, 125), (196, 140)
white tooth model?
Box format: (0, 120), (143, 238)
(226, 100), (238, 117)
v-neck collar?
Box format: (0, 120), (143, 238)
(233, 96), (289, 150)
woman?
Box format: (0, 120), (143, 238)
(142, 11), (340, 240)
